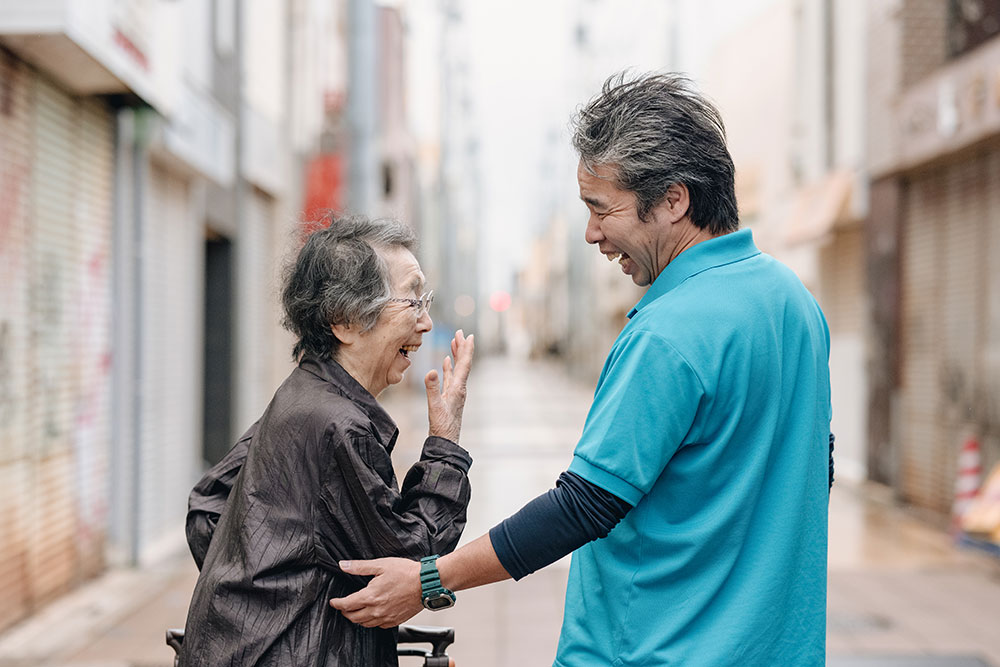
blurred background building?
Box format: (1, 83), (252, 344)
(1, 0), (999, 645)
(0, 0), (416, 633)
(865, 0), (1000, 516)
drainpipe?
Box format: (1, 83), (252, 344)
(128, 106), (153, 566)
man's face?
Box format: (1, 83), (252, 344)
(351, 246), (432, 396)
(577, 161), (661, 287)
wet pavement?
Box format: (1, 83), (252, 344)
(1, 354), (999, 666)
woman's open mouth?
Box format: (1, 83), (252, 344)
(399, 344), (419, 359)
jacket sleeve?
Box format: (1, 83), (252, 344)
(185, 422), (258, 570)
(313, 433), (472, 570)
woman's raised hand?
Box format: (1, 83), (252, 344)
(425, 330), (474, 443)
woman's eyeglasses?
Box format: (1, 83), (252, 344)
(387, 290), (434, 316)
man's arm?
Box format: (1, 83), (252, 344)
(330, 532), (509, 628)
(488, 471), (631, 579)
(329, 471), (632, 628)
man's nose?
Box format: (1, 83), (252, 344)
(584, 215), (604, 244)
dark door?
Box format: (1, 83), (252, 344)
(202, 236), (234, 465)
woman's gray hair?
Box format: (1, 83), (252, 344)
(281, 214), (417, 361)
(572, 71), (739, 235)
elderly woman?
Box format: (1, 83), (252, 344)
(180, 215), (475, 666)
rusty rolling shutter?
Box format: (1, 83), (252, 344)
(0, 63), (114, 633)
(27, 72), (81, 605)
(900, 167), (946, 512)
(19, 73), (114, 611)
(901, 153), (992, 514)
(984, 151), (1000, 477)
(0, 49), (35, 632)
(69, 97), (114, 577)
(937, 157), (986, 511)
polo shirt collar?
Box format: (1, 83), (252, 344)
(628, 228), (760, 319)
(299, 354), (399, 450)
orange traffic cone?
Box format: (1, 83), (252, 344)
(952, 436), (982, 535)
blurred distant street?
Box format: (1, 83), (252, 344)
(0, 354), (998, 667)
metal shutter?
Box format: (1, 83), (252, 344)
(67, 96), (114, 577)
(137, 162), (202, 558)
(818, 227), (867, 481)
(28, 73), (85, 604)
(900, 167), (946, 511)
(234, 189), (275, 431)
(0, 63), (113, 631)
(900, 152), (992, 513)
(0, 49), (35, 632)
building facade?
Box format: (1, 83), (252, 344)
(0, 0), (346, 632)
(867, 0), (1000, 514)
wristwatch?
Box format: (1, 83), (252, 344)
(419, 555), (456, 611)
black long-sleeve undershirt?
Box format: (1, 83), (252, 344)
(489, 471), (632, 581)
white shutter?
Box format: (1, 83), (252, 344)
(138, 162), (202, 559)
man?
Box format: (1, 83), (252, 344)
(331, 73), (832, 666)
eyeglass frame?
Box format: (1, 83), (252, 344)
(387, 290), (434, 316)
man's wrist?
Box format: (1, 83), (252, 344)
(419, 555), (456, 611)
(436, 552), (458, 591)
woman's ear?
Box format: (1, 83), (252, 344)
(331, 322), (359, 346)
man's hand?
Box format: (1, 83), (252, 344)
(329, 558), (423, 628)
(426, 330), (474, 443)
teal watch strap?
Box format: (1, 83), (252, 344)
(419, 555), (456, 610)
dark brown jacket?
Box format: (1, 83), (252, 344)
(181, 355), (472, 666)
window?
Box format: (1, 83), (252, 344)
(948, 0), (1000, 59)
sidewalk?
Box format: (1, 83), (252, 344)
(1, 357), (998, 666)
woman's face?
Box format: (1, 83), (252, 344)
(347, 246), (432, 396)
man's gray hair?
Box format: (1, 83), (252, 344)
(281, 214), (417, 361)
(572, 72), (739, 235)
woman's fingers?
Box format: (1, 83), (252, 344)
(424, 369), (441, 408)
(442, 355), (453, 390)
(452, 334), (474, 382)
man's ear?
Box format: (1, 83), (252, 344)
(658, 183), (691, 224)
(331, 322), (360, 346)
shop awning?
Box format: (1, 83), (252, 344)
(784, 170), (856, 246)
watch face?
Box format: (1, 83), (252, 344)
(423, 593), (455, 610)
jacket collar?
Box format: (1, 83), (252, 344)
(628, 228), (760, 319)
(298, 355), (399, 451)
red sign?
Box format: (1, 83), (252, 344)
(301, 153), (344, 237)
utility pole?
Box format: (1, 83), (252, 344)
(348, 0), (378, 213)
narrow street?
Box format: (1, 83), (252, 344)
(1, 355), (998, 666)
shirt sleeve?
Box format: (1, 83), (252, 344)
(568, 330), (705, 506)
(488, 471), (632, 580)
(313, 433), (473, 569)
(185, 421), (258, 570)
(829, 432), (835, 491)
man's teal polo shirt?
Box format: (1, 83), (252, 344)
(555, 229), (831, 667)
